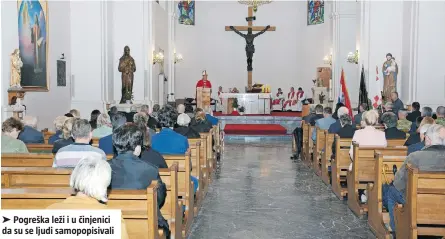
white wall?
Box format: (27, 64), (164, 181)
(1, 1), (72, 130)
(175, 1), (332, 99)
(152, 2), (169, 104)
(414, 1), (445, 109)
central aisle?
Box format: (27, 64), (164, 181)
(188, 142), (374, 239)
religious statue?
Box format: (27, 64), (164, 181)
(319, 92), (326, 104)
(382, 53), (398, 102)
(10, 49), (23, 89)
(118, 46), (136, 103)
(229, 26), (270, 71)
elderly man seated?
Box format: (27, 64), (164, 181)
(108, 124), (170, 238)
(99, 113), (127, 155)
(54, 119), (107, 168)
(2, 117), (28, 153)
(175, 113), (200, 138)
(328, 106), (350, 134)
(18, 115), (44, 144)
(396, 109), (412, 132)
(331, 114), (356, 157)
(312, 107), (335, 141)
(382, 124), (445, 237)
(435, 106), (445, 126)
(49, 116), (67, 144)
(381, 112), (406, 139)
(407, 124), (432, 155)
(47, 156), (129, 239)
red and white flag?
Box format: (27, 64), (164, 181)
(372, 66), (382, 109)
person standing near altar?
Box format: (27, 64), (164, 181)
(294, 87), (306, 111)
(216, 86), (224, 112)
(283, 87), (296, 110)
(196, 70), (212, 90)
(271, 88), (285, 111)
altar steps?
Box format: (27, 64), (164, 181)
(224, 124), (287, 135)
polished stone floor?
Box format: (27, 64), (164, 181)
(188, 142), (374, 239)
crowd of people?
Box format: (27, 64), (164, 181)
(294, 92), (445, 237)
(1, 103), (219, 239)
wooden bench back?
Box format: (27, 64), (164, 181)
(334, 136), (353, 169)
(387, 139), (407, 147)
(395, 165), (445, 238)
(302, 122), (309, 161)
(321, 132), (335, 184)
(26, 144), (53, 153)
(352, 143), (407, 182)
(42, 131), (55, 144)
(1, 185), (163, 239)
(2, 153), (114, 168)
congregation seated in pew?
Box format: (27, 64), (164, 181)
(381, 112), (407, 139)
(312, 107), (335, 141)
(407, 123), (433, 155)
(382, 124), (445, 237)
(46, 155), (130, 239)
(349, 110), (387, 160)
(108, 124), (170, 238)
(404, 116), (429, 146)
(54, 119), (107, 168)
(92, 113), (112, 138)
(328, 106), (350, 134)
(396, 108), (412, 132)
(52, 117), (75, 153)
(353, 103), (367, 127)
(175, 113), (201, 139)
(48, 115), (67, 144)
(331, 114), (356, 157)
(1, 117), (28, 153)
(190, 108), (213, 133)
(89, 109), (101, 130)
(18, 115), (44, 144)
(99, 113), (127, 155)
(151, 104), (199, 195)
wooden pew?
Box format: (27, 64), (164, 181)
(163, 152), (194, 237)
(301, 122), (308, 161)
(2, 153), (114, 167)
(387, 138), (407, 147)
(367, 152), (406, 239)
(1, 165), (182, 239)
(303, 125), (314, 167)
(347, 143), (407, 217)
(188, 139), (208, 197)
(395, 165), (445, 239)
(186, 142), (205, 214)
(2, 185), (166, 239)
(26, 143), (53, 153)
(313, 128), (326, 176)
(42, 130), (55, 144)
(321, 131), (335, 185)
(331, 136), (352, 200)
(199, 130), (215, 174)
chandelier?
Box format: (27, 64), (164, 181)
(238, 0), (272, 12)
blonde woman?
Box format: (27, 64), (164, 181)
(52, 117), (75, 153)
(49, 116), (67, 144)
(92, 113), (112, 138)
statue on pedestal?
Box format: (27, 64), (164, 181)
(118, 46), (136, 104)
(382, 53), (398, 102)
(10, 49), (23, 89)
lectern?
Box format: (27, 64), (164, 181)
(196, 87), (211, 110)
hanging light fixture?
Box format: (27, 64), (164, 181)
(238, 0), (272, 12)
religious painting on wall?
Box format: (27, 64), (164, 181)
(307, 0), (324, 25)
(178, 0), (195, 25)
(17, 0), (49, 91)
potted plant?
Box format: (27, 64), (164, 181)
(232, 98), (239, 111)
(238, 106), (245, 115)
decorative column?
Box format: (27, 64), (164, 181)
(331, 1), (357, 107)
(167, 0), (176, 102)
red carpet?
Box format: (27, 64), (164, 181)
(214, 111), (301, 117)
(224, 124), (287, 135)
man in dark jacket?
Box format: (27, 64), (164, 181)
(406, 102), (421, 122)
(99, 113), (127, 155)
(332, 115), (356, 156)
(309, 104), (324, 126)
(382, 112), (406, 139)
(390, 92), (404, 116)
(108, 124), (170, 238)
(18, 116), (44, 144)
(174, 113), (200, 138)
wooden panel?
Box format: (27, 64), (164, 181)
(417, 194), (445, 225)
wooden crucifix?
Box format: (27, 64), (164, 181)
(225, 6), (276, 90)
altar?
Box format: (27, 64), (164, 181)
(220, 93), (271, 115)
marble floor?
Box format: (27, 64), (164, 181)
(188, 142), (374, 239)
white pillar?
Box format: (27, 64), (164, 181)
(357, 0), (404, 106)
(331, 1), (357, 107)
(167, 0), (176, 102)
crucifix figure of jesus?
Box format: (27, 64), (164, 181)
(225, 6), (276, 89)
(229, 25), (270, 71)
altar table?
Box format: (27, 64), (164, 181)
(220, 93), (271, 115)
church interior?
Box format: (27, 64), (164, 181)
(1, 0), (445, 238)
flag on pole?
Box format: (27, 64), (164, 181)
(372, 66), (382, 109)
(358, 65), (369, 110)
(338, 69), (353, 118)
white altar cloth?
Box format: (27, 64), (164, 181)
(220, 93), (271, 115)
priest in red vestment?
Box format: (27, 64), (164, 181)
(283, 87), (296, 109)
(196, 70), (212, 89)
